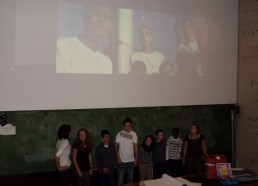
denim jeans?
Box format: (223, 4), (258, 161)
(117, 162), (134, 185)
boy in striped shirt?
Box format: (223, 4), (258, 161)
(166, 127), (183, 177)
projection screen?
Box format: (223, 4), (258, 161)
(0, 0), (238, 111)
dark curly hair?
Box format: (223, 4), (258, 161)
(57, 124), (71, 140)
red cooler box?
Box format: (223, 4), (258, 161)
(205, 154), (227, 179)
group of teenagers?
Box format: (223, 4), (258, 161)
(55, 118), (207, 186)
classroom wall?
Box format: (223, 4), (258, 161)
(0, 0), (246, 177)
(236, 0), (258, 173)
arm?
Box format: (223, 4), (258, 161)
(55, 156), (62, 171)
(166, 139), (169, 161)
(134, 143), (138, 166)
(202, 139), (207, 156)
(72, 148), (83, 177)
(115, 132), (122, 164)
(89, 152), (93, 175)
(55, 140), (69, 171)
(96, 145), (109, 173)
(183, 140), (188, 166)
(95, 146), (100, 170)
(113, 144), (118, 167)
(115, 142), (122, 164)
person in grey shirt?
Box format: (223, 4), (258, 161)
(138, 135), (155, 181)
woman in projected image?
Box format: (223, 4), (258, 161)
(178, 18), (200, 55)
(177, 18), (206, 76)
(130, 25), (165, 75)
(56, 4), (114, 74)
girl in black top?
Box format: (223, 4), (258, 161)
(72, 128), (93, 186)
(183, 124), (207, 174)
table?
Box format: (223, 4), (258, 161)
(185, 173), (258, 186)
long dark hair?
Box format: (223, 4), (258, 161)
(142, 135), (155, 153)
(74, 128), (92, 151)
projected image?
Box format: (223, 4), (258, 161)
(129, 25), (165, 75)
(176, 17), (207, 77)
(126, 10), (177, 76)
(122, 10), (207, 76)
(2, 0), (238, 111)
(56, 2), (207, 76)
(56, 2), (116, 74)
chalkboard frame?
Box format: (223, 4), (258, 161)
(0, 104), (234, 175)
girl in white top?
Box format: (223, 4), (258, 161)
(55, 124), (72, 186)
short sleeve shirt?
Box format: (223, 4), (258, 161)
(56, 139), (71, 167)
(72, 142), (92, 171)
(115, 130), (138, 162)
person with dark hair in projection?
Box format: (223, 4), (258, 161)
(129, 60), (147, 76)
(130, 25), (165, 75)
(159, 62), (175, 76)
(56, 5), (114, 74)
(177, 18), (206, 76)
(178, 18), (200, 55)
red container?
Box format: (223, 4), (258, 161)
(205, 154), (227, 179)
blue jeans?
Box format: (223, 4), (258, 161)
(117, 162), (134, 185)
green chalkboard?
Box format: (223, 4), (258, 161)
(0, 105), (234, 175)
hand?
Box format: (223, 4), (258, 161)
(134, 159), (138, 167)
(102, 167), (109, 174)
(117, 157), (122, 164)
(89, 169), (93, 176)
(77, 170), (83, 177)
(58, 165), (69, 171)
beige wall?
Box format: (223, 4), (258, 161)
(237, 0), (258, 173)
